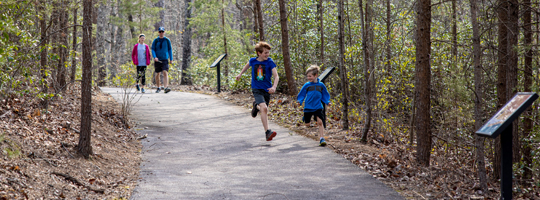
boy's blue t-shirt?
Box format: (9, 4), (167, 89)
(297, 78), (331, 112)
(249, 57), (276, 92)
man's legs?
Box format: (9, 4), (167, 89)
(163, 70), (169, 88)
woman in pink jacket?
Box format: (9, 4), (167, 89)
(132, 34), (151, 93)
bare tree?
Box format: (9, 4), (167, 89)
(255, 0), (264, 41)
(57, 1), (68, 91)
(338, 0), (349, 130)
(97, 2), (108, 86)
(523, 0), (534, 184)
(385, 0), (391, 75)
(318, 0), (324, 67)
(222, 0), (229, 85)
(360, 0), (373, 143)
(181, 0), (193, 85)
(71, 7), (78, 82)
(278, 0), (296, 95)
(493, 0), (508, 180)
(415, 0), (432, 167)
(507, 0), (519, 163)
(470, 0), (487, 192)
(39, 0), (49, 109)
(79, 0), (93, 159)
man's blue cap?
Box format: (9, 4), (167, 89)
(158, 27), (165, 32)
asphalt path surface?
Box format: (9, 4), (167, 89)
(101, 87), (403, 200)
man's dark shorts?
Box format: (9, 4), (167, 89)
(252, 89), (271, 106)
(154, 60), (169, 73)
(303, 109), (324, 124)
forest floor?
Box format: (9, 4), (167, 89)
(2, 83), (539, 199)
(0, 83), (141, 199)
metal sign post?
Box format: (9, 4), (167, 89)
(476, 92), (538, 200)
(209, 53), (227, 93)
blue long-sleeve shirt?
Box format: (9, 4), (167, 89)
(297, 78), (330, 112)
(151, 36), (173, 61)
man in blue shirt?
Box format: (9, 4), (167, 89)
(151, 27), (173, 93)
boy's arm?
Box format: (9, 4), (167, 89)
(236, 62), (250, 81)
(268, 68), (279, 94)
(297, 85), (307, 105)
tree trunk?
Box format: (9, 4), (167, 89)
(128, 13), (136, 38)
(415, 0), (432, 167)
(79, 0), (93, 159)
(385, 0), (391, 76)
(222, 0), (229, 86)
(470, 0), (487, 192)
(39, 0), (49, 109)
(360, 0), (373, 143)
(71, 7), (78, 83)
(252, 0), (258, 34)
(180, 0), (193, 85)
(451, 0), (457, 61)
(507, 0), (519, 163)
(338, 0), (349, 130)
(154, 0), (165, 31)
(57, 2), (67, 91)
(115, 0), (125, 67)
(279, 0), (296, 95)
(522, 0), (533, 184)
(318, 0), (324, 67)
(255, 0), (264, 41)
(97, 2), (107, 86)
(493, 0), (508, 180)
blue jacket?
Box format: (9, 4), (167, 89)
(297, 78), (330, 112)
(151, 36), (173, 61)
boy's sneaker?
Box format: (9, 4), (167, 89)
(156, 88), (161, 93)
(319, 138), (327, 146)
(141, 88), (145, 93)
(265, 129), (276, 141)
(164, 87), (171, 93)
(251, 102), (259, 118)
(136, 84), (140, 91)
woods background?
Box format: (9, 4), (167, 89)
(2, 0), (540, 196)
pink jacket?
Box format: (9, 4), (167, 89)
(131, 43), (151, 66)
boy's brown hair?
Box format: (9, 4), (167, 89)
(306, 65), (320, 76)
(255, 41), (272, 56)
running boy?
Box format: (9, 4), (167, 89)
(297, 65), (331, 146)
(236, 41), (279, 141)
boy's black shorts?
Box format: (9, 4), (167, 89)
(252, 89), (270, 106)
(303, 109), (324, 123)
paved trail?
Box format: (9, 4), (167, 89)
(101, 87), (402, 200)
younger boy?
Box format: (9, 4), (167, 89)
(297, 65), (331, 146)
(236, 42), (279, 141)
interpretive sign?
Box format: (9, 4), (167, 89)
(476, 92), (538, 138)
(209, 53), (227, 92)
(318, 67), (336, 83)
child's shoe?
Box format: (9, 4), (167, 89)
(251, 102), (259, 118)
(136, 84), (140, 91)
(164, 87), (171, 93)
(319, 138), (327, 146)
(156, 87), (161, 93)
(265, 129), (276, 141)
(141, 88), (145, 93)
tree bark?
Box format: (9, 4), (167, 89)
(252, 0), (259, 34)
(338, 0), (349, 130)
(128, 13), (136, 39)
(493, 0), (508, 180)
(71, 7), (78, 83)
(279, 0), (296, 95)
(222, 0), (229, 86)
(507, 0), (519, 163)
(360, 0), (373, 143)
(154, 0), (165, 31)
(385, 0), (391, 76)
(415, 0), (432, 167)
(451, 0), (457, 61)
(39, 0), (49, 109)
(115, 0), (125, 67)
(318, 0), (324, 67)
(470, 0), (487, 192)
(57, 2), (68, 91)
(523, 0), (533, 184)
(180, 0), (193, 85)
(79, 0), (93, 159)
(255, 0), (264, 41)
(97, 2), (107, 86)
